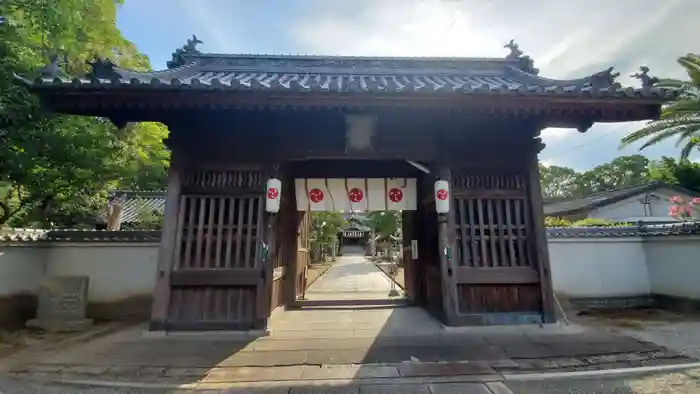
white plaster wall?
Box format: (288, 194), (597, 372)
(589, 189), (698, 222)
(1, 235), (698, 315)
(644, 236), (700, 300)
(548, 237), (650, 298)
(44, 243), (159, 302)
(0, 246), (47, 296)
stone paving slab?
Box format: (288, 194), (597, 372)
(5, 321), (690, 378)
(9, 350), (698, 388)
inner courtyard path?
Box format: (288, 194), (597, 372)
(267, 249), (426, 338)
(303, 250), (403, 302)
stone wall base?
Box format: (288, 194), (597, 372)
(653, 293), (700, 314)
(26, 318), (93, 332)
(0, 293), (151, 329)
(0, 294), (36, 329)
(567, 295), (654, 311)
(86, 294), (152, 322)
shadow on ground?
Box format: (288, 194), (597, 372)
(1, 256), (697, 390)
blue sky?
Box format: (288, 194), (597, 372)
(116, 0), (700, 170)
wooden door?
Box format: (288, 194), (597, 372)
(418, 196), (443, 318)
(401, 210), (416, 300)
(296, 211), (311, 299)
(166, 170), (268, 330)
(450, 173), (542, 325)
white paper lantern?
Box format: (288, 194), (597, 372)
(265, 178), (282, 213)
(434, 180), (450, 214)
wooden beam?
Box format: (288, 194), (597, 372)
(526, 138), (557, 324)
(455, 267), (539, 284)
(452, 189), (526, 199)
(170, 270), (260, 286)
(149, 154), (183, 331)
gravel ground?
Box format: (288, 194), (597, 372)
(616, 321), (700, 360)
(507, 368), (700, 393)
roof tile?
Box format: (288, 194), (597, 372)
(17, 54), (676, 100)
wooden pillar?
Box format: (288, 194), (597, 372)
(437, 166), (459, 325)
(256, 200), (276, 329)
(149, 153), (182, 331)
(527, 138), (556, 324)
(283, 176), (300, 307)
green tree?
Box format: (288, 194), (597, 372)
(366, 211), (401, 239)
(648, 156), (700, 193)
(574, 155), (650, 195)
(117, 122), (171, 191)
(310, 212), (346, 243)
(0, 0), (168, 227)
(620, 54), (700, 159)
(539, 164), (578, 200)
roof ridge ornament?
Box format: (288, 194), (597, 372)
(167, 34), (203, 69)
(585, 67), (621, 89)
(503, 39), (539, 75)
(38, 54), (67, 78)
(630, 66), (659, 87)
(87, 58), (119, 79)
(504, 39), (523, 60)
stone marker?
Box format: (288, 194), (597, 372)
(26, 276), (93, 332)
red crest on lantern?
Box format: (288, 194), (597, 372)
(308, 188), (324, 203)
(388, 187), (403, 203)
(348, 187), (363, 203)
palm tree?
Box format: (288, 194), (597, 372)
(620, 54), (700, 159)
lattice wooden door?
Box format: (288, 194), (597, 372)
(450, 173), (542, 325)
(167, 170), (268, 330)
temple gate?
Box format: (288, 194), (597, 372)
(18, 38), (670, 331)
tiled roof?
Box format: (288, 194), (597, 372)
(0, 229), (161, 243)
(16, 53), (673, 100)
(106, 191), (166, 224)
(547, 222), (700, 238)
(543, 182), (699, 217)
(1, 222), (698, 244)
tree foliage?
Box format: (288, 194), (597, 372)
(540, 155), (651, 200)
(539, 164), (578, 201)
(647, 157), (700, 193)
(310, 212), (346, 244)
(366, 211), (402, 240)
(620, 53), (700, 160)
(0, 0), (169, 228)
(574, 155), (650, 195)
(540, 154), (700, 200)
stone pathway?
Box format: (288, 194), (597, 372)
(267, 306), (444, 338)
(3, 321), (694, 387)
(304, 253), (403, 301)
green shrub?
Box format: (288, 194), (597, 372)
(571, 218), (632, 227)
(544, 217), (572, 227)
(544, 217), (632, 228)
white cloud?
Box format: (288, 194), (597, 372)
(291, 0), (502, 57)
(540, 128), (576, 142)
(288, 0), (700, 169)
